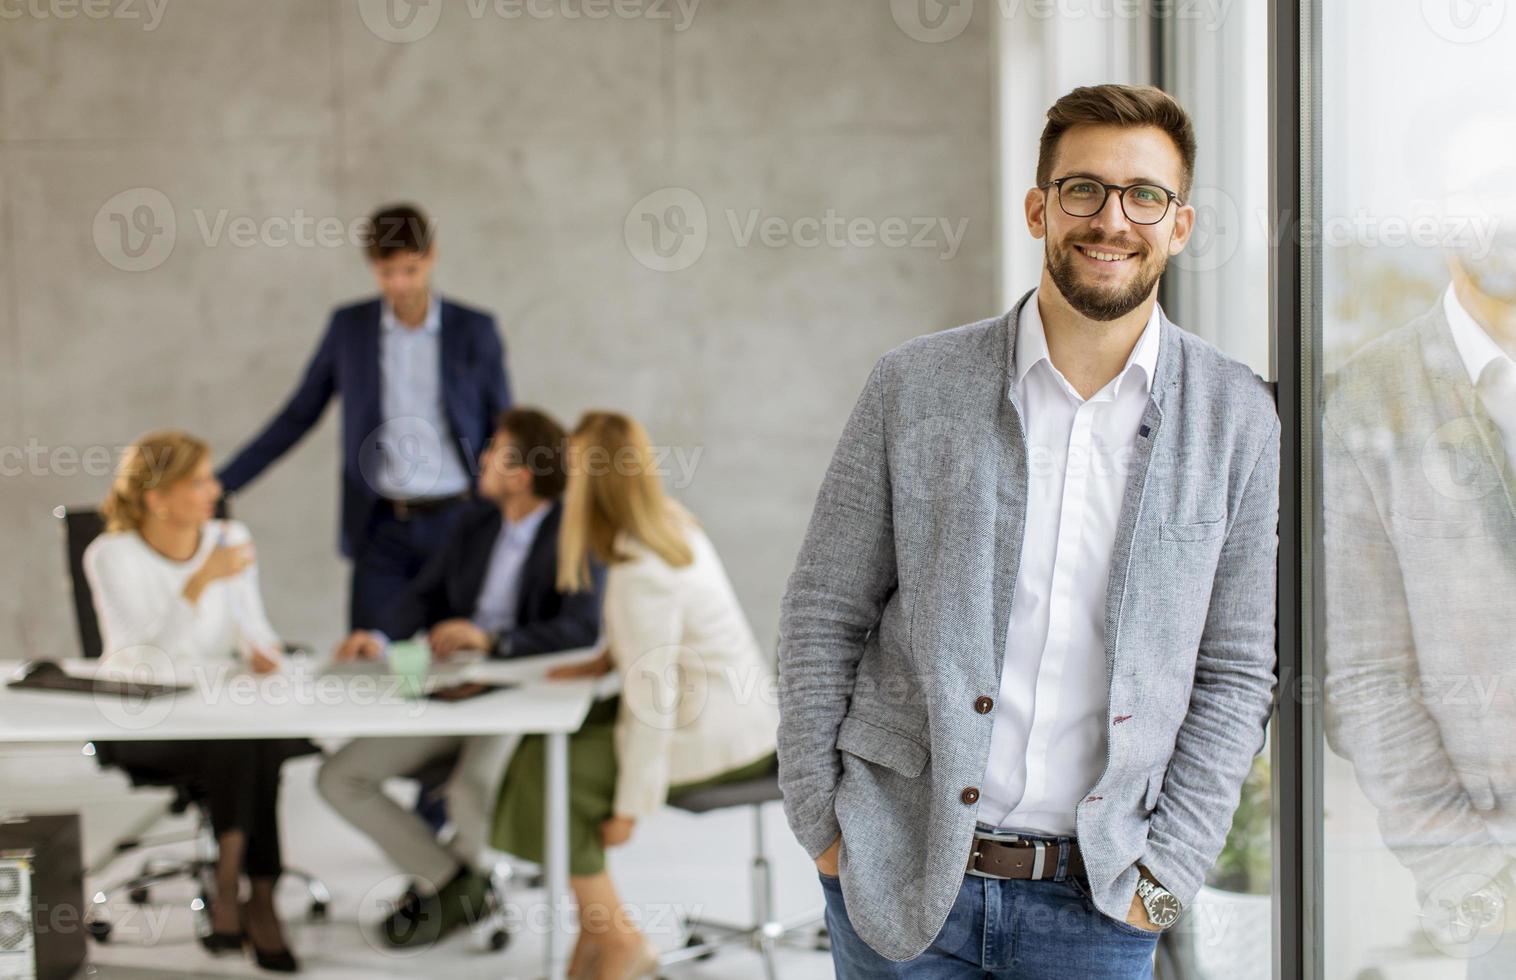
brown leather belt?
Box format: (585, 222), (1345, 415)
(382, 493), (469, 520)
(966, 833), (1085, 881)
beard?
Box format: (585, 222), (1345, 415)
(1456, 238), (1516, 307)
(1045, 232), (1169, 321)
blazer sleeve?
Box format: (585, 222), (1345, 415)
(1319, 411), (1511, 903)
(218, 314), (340, 493)
(608, 559), (685, 819)
(1139, 414), (1281, 909)
(481, 315), (512, 419)
(494, 561), (605, 659)
(776, 358), (899, 859)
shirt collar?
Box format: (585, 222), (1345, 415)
(1014, 288), (1161, 397)
(1443, 283), (1514, 388)
(504, 501), (551, 541)
(381, 292), (441, 335)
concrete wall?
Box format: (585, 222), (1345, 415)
(0, 0), (995, 658)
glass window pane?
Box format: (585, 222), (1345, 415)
(1319, 3), (1516, 977)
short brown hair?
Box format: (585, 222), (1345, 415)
(496, 408), (568, 500)
(1036, 84), (1197, 201)
(362, 203), (433, 260)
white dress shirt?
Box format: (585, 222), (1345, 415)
(83, 519), (282, 675)
(980, 290), (1161, 835)
(1444, 284), (1516, 472)
(375, 292), (472, 500)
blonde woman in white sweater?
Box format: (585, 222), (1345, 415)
(491, 412), (779, 980)
(83, 430), (298, 972)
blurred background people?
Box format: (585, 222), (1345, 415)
(490, 411), (779, 980)
(316, 407), (604, 948)
(216, 203), (512, 632)
(84, 429), (301, 972)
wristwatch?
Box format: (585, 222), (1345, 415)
(1452, 864), (1516, 932)
(1136, 868), (1183, 929)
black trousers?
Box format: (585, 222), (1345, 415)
(108, 739), (288, 878)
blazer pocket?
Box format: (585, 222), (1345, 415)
(1145, 768), (1165, 812)
(1389, 511), (1486, 539)
(836, 714), (929, 778)
(1159, 517), (1227, 543)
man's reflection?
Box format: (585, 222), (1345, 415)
(1324, 161), (1516, 975)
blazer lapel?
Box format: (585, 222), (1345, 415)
(991, 289), (1036, 684)
(460, 508), (503, 607)
(355, 302), (384, 457)
(517, 503), (563, 621)
(1102, 309), (1180, 676)
(1417, 303), (1516, 527)
(438, 301), (463, 432)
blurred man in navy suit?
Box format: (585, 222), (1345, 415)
(218, 203), (511, 629)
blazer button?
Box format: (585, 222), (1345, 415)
(975, 696), (994, 714)
(960, 787), (980, 805)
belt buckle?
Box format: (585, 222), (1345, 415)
(968, 836), (1052, 881)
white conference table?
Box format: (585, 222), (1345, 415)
(0, 647), (607, 980)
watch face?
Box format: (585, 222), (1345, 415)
(1147, 892), (1182, 929)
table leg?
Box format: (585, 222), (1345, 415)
(544, 730), (569, 980)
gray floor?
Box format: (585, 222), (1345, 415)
(39, 752), (836, 979)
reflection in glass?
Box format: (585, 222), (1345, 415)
(1319, 4), (1516, 977)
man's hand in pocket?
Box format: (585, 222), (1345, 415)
(814, 834), (841, 877)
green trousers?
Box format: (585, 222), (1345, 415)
(490, 695), (778, 876)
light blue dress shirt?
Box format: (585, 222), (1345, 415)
(374, 293), (473, 500)
(471, 502), (552, 637)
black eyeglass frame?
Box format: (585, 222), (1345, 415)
(1040, 175), (1183, 225)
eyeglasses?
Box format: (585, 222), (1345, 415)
(1041, 176), (1180, 225)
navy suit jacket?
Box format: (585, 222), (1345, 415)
(381, 500), (604, 659)
(218, 297), (511, 557)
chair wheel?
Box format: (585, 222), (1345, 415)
(128, 887), (150, 905)
(87, 920), (113, 943)
(309, 901), (328, 923)
(685, 933), (715, 961)
(488, 929), (510, 951)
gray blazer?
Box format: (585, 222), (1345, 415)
(777, 291), (1280, 961)
(1323, 299), (1516, 907)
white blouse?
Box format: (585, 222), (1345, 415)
(83, 519), (281, 673)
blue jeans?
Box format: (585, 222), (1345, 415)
(820, 830), (1159, 978)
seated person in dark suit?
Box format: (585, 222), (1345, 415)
(316, 407), (604, 947)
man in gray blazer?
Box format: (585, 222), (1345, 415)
(778, 83), (1280, 975)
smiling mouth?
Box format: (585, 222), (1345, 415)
(1074, 243), (1139, 264)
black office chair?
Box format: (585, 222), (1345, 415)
(658, 759), (829, 980)
(53, 502), (331, 944)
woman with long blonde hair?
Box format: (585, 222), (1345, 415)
(84, 430), (299, 972)
(491, 412), (779, 980)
